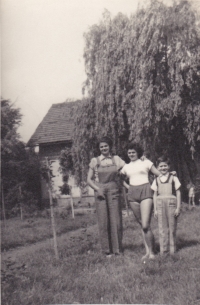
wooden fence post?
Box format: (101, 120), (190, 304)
(45, 158), (59, 260)
(70, 187), (75, 219)
(19, 185), (23, 220)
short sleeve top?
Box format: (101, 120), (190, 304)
(89, 155), (125, 182)
(121, 159), (153, 186)
(151, 174), (181, 192)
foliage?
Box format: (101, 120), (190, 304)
(72, 0), (200, 190)
(1, 99), (22, 159)
(58, 148), (74, 195)
(59, 183), (70, 195)
(40, 159), (56, 186)
(1, 99), (41, 212)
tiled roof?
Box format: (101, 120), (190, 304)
(27, 100), (80, 146)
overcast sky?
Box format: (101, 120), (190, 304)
(1, 0), (142, 143)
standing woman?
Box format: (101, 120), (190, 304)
(87, 136), (125, 256)
(121, 143), (161, 261)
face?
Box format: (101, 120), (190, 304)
(99, 142), (110, 156)
(128, 149), (138, 161)
(158, 162), (170, 175)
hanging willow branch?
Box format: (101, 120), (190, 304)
(71, 0), (200, 191)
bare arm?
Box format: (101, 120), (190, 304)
(153, 191), (158, 218)
(123, 180), (130, 190)
(87, 168), (99, 191)
(150, 165), (161, 177)
(119, 169), (130, 190)
(174, 189), (181, 217)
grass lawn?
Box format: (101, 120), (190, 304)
(1, 211), (97, 251)
(1, 204), (200, 305)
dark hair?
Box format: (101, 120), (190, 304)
(127, 142), (144, 159)
(156, 156), (171, 167)
(98, 136), (113, 148)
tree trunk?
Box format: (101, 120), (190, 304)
(1, 185), (6, 227)
(70, 187), (75, 219)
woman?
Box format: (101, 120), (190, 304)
(87, 136), (125, 256)
(121, 143), (161, 261)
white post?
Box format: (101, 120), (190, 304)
(19, 186), (23, 220)
(48, 189), (59, 260)
(46, 158), (59, 260)
(70, 187), (75, 219)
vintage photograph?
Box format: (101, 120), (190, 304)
(1, 0), (200, 304)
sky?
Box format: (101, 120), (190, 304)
(1, 0), (143, 143)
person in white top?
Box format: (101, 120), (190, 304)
(188, 183), (195, 207)
(121, 143), (162, 261)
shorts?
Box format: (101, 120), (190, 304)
(128, 183), (153, 203)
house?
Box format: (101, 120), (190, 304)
(27, 100), (94, 207)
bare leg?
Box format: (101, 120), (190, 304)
(188, 197), (191, 209)
(142, 229), (149, 256)
(129, 201), (152, 259)
(140, 198), (155, 259)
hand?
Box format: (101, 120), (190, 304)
(174, 208), (180, 217)
(154, 210), (158, 219)
(140, 155), (147, 161)
(123, 182), (130, 190)
(170, 171), (177, 176)
(97, 188), (105, 200)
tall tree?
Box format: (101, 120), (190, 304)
(72, 0), (200, 195)
(1, 98), (23, 195)
(1, 99), (41, 212)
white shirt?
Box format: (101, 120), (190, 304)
(151, 173), (181, 192)
(121, 159), (153, 186)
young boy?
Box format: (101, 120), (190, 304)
(151, 156), (181, 255)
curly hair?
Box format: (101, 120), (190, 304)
(98, 136), (113, 148)
(126, 142), (144, 159)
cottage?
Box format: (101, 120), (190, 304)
(27, 100), (94, 207)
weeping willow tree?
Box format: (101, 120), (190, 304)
(72, 0), (200, 196)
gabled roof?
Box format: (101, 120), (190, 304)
(27, 100), (80, 146)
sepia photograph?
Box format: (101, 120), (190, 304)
(1, 0), (200, 304)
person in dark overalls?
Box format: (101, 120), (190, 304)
(87, 137), (125, 256)
(151, 156), (181, 255)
